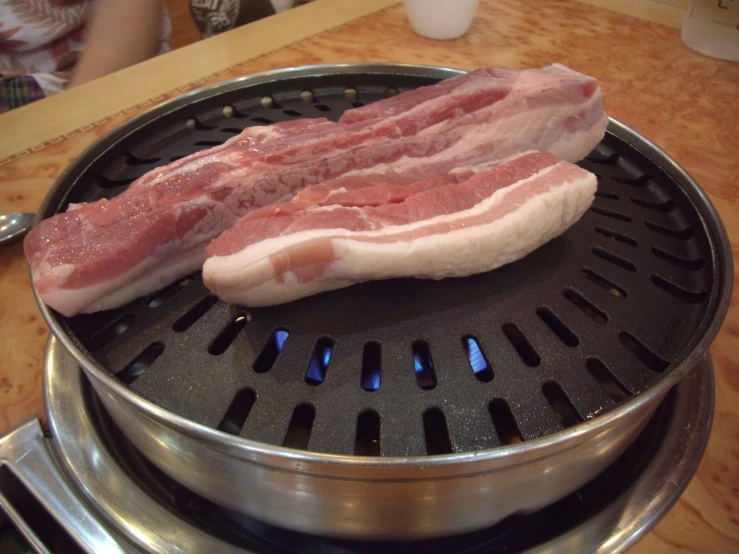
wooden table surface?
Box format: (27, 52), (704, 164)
(0, 0), (737, 551)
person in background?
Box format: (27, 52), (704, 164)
(0, 0), (170, 113)
(189, 0), (306, 38)
(0, 0), (310, 114)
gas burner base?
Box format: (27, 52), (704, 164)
(0, 337), (714, 553)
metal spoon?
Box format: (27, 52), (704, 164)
(0, 212), (35, 245)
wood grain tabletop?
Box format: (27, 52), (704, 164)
(0, 0), (737, 551)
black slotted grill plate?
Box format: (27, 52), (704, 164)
(44, 66), (725, 456)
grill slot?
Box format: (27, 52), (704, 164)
(502, 323), (540, 367)
(594, 191), (619, 200)
(173, 296), (218, 332)
(354, 410), (381, 456)
(124, 153), (161, 166)
(631, 197), (675, 213)
(594, 225), (638, 247)
(581, 269), (627, 298)
(97, 175), (136, 189)
(585, 147), (618, 165)
(423, 408), (453, 455)
(193, 139), (225, 147)
(305, 338), (333, 385)
(619, 332), (670, 373)
(644, 221), (694, 240)
(47, 69), (724, 456)
(536, 307), (579, 347)
(148, 276), (194, 308)
(591, 247), (637, 272)
(586, 358), (631, 403)
(360, 341), (382, 391)
(253, 329), (289, 373)
(217, 388), (256, 435)
(613, 173), (649, 186)
(651, 248), (705, 271)
(86, 314), (135, 352)
(563, 288), (608, 324)
(488, 399), (523, 445)
(116, 343), (164, 385)
(283, 404), (315, 450)
(209, 314), (249, 355)
(543, 382), (583, 427)
(462, 336), (494, 381)
(591, 207), (632, 222)
(651, 275), (708, 304)
(412, 341), (437, 390)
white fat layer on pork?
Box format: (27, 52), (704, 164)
(203, 163), (597, 306)
(43, 246), (205, 317)
(344, 98), (608, 180)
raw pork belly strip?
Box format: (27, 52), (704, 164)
(203, 151), (597, 307)
(25, 64), (607, 316)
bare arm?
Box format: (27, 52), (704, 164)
(70, 0), (165, 87)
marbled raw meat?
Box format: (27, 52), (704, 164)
(24, 64), (607, 316)
(203, 151), (597, 306)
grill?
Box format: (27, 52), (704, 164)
(0, 336), (716, 553)
(27, 64), (732, 540)
(42, 65), (725, 455)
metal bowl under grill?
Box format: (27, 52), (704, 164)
(31, 63), (733, 539)
(0, 337), (715, 553)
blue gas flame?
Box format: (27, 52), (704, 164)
(274, 330), (289, 351)
(465, 337), (489, 374)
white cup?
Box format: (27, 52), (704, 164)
(681, 0), (739, 61)
(404, 0), (480, 40)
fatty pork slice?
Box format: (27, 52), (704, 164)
(203, 151), (597, 307)
(25, 64), (607, 316)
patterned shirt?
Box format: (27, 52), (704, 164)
(0, 0), (170, 112)
(0, 0), (89, 98)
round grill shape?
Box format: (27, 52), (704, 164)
(32, 64), (732, 539)
(39, 65), (729, 456)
